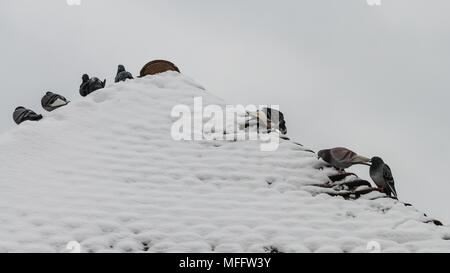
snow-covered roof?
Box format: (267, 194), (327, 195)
(0, 72), (449, 253)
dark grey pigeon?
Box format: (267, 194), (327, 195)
(318, 147), (371, 171)
(115, 65), (134, 83)
(262, 108), (287, 135)
(370, 157), (398, 198)
(246, 108), (288, 135)
(41, 92), (69, 112)
(13, 107), (43, 125)
(80, 74), (106, 97)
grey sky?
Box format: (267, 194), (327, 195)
(1, 0), (449, 223)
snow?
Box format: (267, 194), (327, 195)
(0, 72), (449, 253)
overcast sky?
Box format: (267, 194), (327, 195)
(1, 0), (449, 223)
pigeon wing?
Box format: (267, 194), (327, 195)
(256, 111), (269, 127)
(383, 164), (398, 197)
(330, 148), (357, 162)
(50, 98), (69, 107)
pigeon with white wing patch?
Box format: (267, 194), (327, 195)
(41, 92), (69, 112)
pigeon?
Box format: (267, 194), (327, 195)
(318, 147), (371, 171)
(41, 92), (69, 112)
(115, 65), (134, 83)
(13, 107), (43, 125)
(370, 157), (398, 198)
(262, 108), (287, 135)
(245, 108), (287, 135)
(80, 74), (106, 97)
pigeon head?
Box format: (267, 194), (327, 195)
(46, 91), (53, 95)
(82, 74), (90, 83)
(371, 156), (384, 166)
(15, 106), (25, 111)
(118, 65), (125, 73)
(318, 150), (330, 161)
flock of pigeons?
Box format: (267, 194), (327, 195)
(10, 63), (398, 199)
(12, 65), (134, 125)
(318, 147), (398, 198)
(244, 110), (398, 199)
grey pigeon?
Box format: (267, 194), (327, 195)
(13, 107), (43, 125)
(245, 108), (287, 135)
(370, 157), (398, 198)
(115, 65), (134, 83)
(318, 147), (371, 171)
(79, 74), (106, 97)
(41, 92), (69, 112)
(262, 108), (287, 135)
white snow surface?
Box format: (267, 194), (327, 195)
(0, 72), (449, 253)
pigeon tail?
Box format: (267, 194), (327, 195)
(387, 183), (398, 198)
